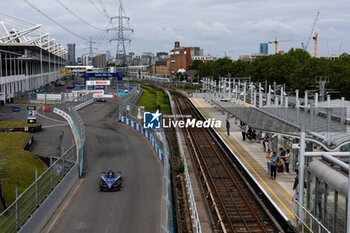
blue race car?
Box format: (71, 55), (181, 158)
(99, 170), (122, 191)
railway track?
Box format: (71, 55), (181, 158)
(170, 91), (281, 233)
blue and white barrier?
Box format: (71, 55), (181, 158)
(75, 98), (94, 110)
(120, 114), (165, 164)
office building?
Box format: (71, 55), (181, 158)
(152, 59), (170, 77)
(93, 54), (107, 68)
(260, 43), (268, 55)
(67, 43), (76, 65)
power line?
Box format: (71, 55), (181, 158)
(88, 0), (108, 18)
(55, 0), (105, 31)
(23, 0), (90, 42)
(97, 0), (110, 19)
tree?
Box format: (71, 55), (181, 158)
(189, 60), (203, 70)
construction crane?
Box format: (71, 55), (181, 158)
(268, 38), (292, 54)
(313, 32), (318, 58)
(338, 42), (343, 56)
(223, 49), (234, 57)
(302, 12), (320, 51)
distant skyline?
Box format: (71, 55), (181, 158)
(0, 0), (349, 59)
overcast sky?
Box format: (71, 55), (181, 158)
(0, 0), (349, 59)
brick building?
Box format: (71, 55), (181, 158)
(152, 59), (170, 77)
(169, 41), (192, 78)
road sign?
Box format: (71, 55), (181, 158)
(27, 109), (36, 123)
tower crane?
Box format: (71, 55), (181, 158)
(301, 11), (320, 51)
(268, 38), (292, 54)
(313, 32), (318, 58)
(223, 49), (235, 57)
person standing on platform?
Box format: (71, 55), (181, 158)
(263, 133), (269, 152)
(226, 119), (230, 136)
(265, 149), (272, 175)
(277, 147), (286, 173)
(279, 147), (286, 158)
(241, 123), (246, 141)
(284, 149), (290, 173)
(270, 151), (278, 179)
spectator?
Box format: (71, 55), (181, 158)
(277, 147), (286, 173)
(247, 128), (257, 142)
(279, 147), (286, 158)
(314, 181), (325, 217)
(293, 170), (299, 201)
(265, 149), (272, 175)
(241, 123), (247, 141)
(226, 119), (230, 136)
(270, 151), (278, 179)
(247, 127), (253, 142)
(284, 149), (290, 173)
(263, 133), (269, 152)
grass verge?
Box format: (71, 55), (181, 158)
(0, 132), (47, 207)
(137, 84), (172, 115)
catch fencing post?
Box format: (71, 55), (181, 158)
(35, 170), (38, 207)
(50, 165), (53, 190)
(16, 187), (19, 230)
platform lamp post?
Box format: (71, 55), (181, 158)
(228, 73), (232, 101)
(348, 158), (350, 233)
(297, 124), (306, 223)
(280, 86), (284, 106)
(259, 83), (262, 107)
(242, 82), (246, 105)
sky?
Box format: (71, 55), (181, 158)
(0, 0), (349, 59)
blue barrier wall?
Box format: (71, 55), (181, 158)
(120, 114), (165, 164)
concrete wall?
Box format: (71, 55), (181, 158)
(19, 164), (79, 233)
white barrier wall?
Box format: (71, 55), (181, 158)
(0, 71), (62, 102)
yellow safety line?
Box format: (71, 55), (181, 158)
(223, 132), (293, 202)
(213, 123), (293, 202)
(191, 98), (295, 219)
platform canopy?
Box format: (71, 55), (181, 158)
(213, 99), (350, 151)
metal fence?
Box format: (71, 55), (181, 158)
(167, 90), (202, 233)
(0, 144), (76, 233)
(0, 91), (90, 232)
(292, 198), (331, 233)
(54, 93), (90, 176)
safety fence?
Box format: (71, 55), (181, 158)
(54, 93), (90, 176)
(0, 144), (76, 233)
(0, 92), (91, 232)
(118, 86), (172, 233)
(167, 90), (202, 233)
(292, 198), (331, 233)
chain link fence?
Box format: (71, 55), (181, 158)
(0, 144), (76, 233)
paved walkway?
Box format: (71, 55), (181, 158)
(191, 97), (297, 222)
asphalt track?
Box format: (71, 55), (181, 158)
(42, 99), (163, 233)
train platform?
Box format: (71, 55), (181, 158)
(190, 97), (297, 223)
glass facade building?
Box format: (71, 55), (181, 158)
(260, 43), (268, 55)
